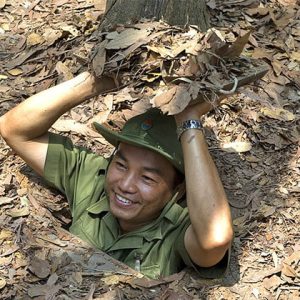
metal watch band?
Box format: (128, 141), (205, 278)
(176, 119), (203, 140)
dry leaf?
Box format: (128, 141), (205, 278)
(259, 177), (269, 186)
(102, 275), (122, 285)
(189, 56), (200, 75)
(233, 215), (248, 227)
(261, 107), (295, 121)
(47, 273), (59, 286)
(252, 288), (260, 299)
(0, 0), (6, 9)
(5, 48), (41, 70)
(92, 40), (107, 77)
(282, 263), (297, 278)
(29, 257), (51, 279)
(279, 186), (289, 195)
(0, 256), (12, 266)
(106, 28), (150, 50)
(71, 272), (83, 285)
(265, 232), (273, 241)
(93, 0), (106, 10)
(8, 68), (23, 76)
(252, 48), (273, 60)
(105, 31), (119, 40)
(284, 251), (300, 265)
(0, 197), (12, 206)
(147, 45), (174, 58)
(132, 97), (152, 114)
(217, 31), (251, 58)
(246, 7), (269, 16)
(246, 155), (260, 163)
(206, 0), (216, 9)
(0, 277), (6, 290)
(0, 244), (19, 257)
(0, 86), (10, 94)
(96, 291), (118, 300)
(0, 74), (8, 80)
(55, 61), (73, 81)
(269, 10), (293, 28)
(162, 86), (191, 115)
(277, 0), (298, 5)
(37, 235), (68, 247)
(271, 60), (282, 76)
(0, 229), (13, 240)
(188, 82), (201, 100)
(27, 33), (44, 46)
(8, 206), (30, 217)
(221, 141), (252, 153)
(27, 284), (59, 297)
(263, 275), (284, 291)
(1, 23), (9, 31)
(285, 35), (295, 50)
(43, 28), (62, 46)
(141, 73), (161, 82)
(272, 252), (279, 268)
(90, 95), (113, 124)
(151, 87), (177, 108)
(51, 0), (67, 6)
(114, 88), (137, 104)
(261, 205), (276, 218)
(52, 119), (106, 142)
(61, 24), (79, 37)
(291, 51), (300, 62)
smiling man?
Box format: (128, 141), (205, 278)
(0, 72), (233, 279)
(106, 143), (178, 233)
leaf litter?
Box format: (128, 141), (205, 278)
(0, 0), (299, 299)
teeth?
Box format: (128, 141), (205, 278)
(116, 194), (132, 205)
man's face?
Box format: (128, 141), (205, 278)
(105, 142), (177, 233)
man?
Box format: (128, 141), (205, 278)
(0, 72), (233, 279)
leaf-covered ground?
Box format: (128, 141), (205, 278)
(0, 0), (299, 299)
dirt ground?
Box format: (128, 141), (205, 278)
(0, 0), (299, 299)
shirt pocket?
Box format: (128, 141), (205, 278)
(141, 264), (161, 279)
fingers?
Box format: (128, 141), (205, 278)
(174, 93), (230, 125)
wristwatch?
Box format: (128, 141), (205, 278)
(176, 119), (203, 140)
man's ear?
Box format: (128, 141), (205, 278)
(105, 148), (117, 174)
(173, 181), (186, 203)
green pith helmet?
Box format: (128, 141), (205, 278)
(93, 108), (184, 173)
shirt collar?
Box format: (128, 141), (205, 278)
(86, 191), (183, 238)
(86, 191), (109, 214)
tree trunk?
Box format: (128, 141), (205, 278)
(100, 0), (210, 31)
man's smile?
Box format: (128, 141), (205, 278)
(114, 192), (136, 207)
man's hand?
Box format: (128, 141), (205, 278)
(175, 95), (227, 126)
(0, 72), (115, 176)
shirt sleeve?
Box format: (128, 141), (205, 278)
(175, 219), (230, 279)
(44, 133), (109, 214)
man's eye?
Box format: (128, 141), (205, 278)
(115, 161), (126, 169)
(142, 175), (156, 183)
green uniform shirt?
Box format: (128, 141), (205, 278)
(44, 133), (229, 279)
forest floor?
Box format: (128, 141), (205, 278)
(0, 0), (299, 299)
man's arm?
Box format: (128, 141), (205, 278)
(175, 102), (233, 268)
(0, 72), (114, 176)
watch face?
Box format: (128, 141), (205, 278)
(177, 120), (203, 139)
(184, 120), (202, 129)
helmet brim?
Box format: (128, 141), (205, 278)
(93, 122), (184, 173)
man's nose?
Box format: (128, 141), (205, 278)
(118, 172), (137, 194)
